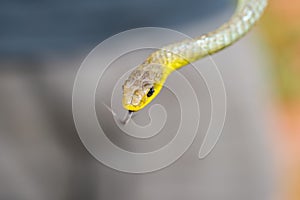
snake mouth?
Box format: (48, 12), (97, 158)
(122, 94), (149, 112)
(122, 89), (148, 111)
(122, 96), (139, 111)
(122, 102), (142, 112)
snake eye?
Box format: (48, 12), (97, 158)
(147, 87), (155, 97)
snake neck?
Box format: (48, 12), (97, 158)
(146, 0), (268, 71)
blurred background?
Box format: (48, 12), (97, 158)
(0, 0), (299, 200)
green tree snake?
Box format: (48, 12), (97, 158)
(121, 0), (268, 123)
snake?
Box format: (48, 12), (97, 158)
(121, 0), (268, 122)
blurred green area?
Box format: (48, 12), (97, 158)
(260, 0), (300, 102)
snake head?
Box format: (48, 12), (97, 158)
(122, 63), (167, 112)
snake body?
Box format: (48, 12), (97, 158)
(122, 0), (268, 112)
